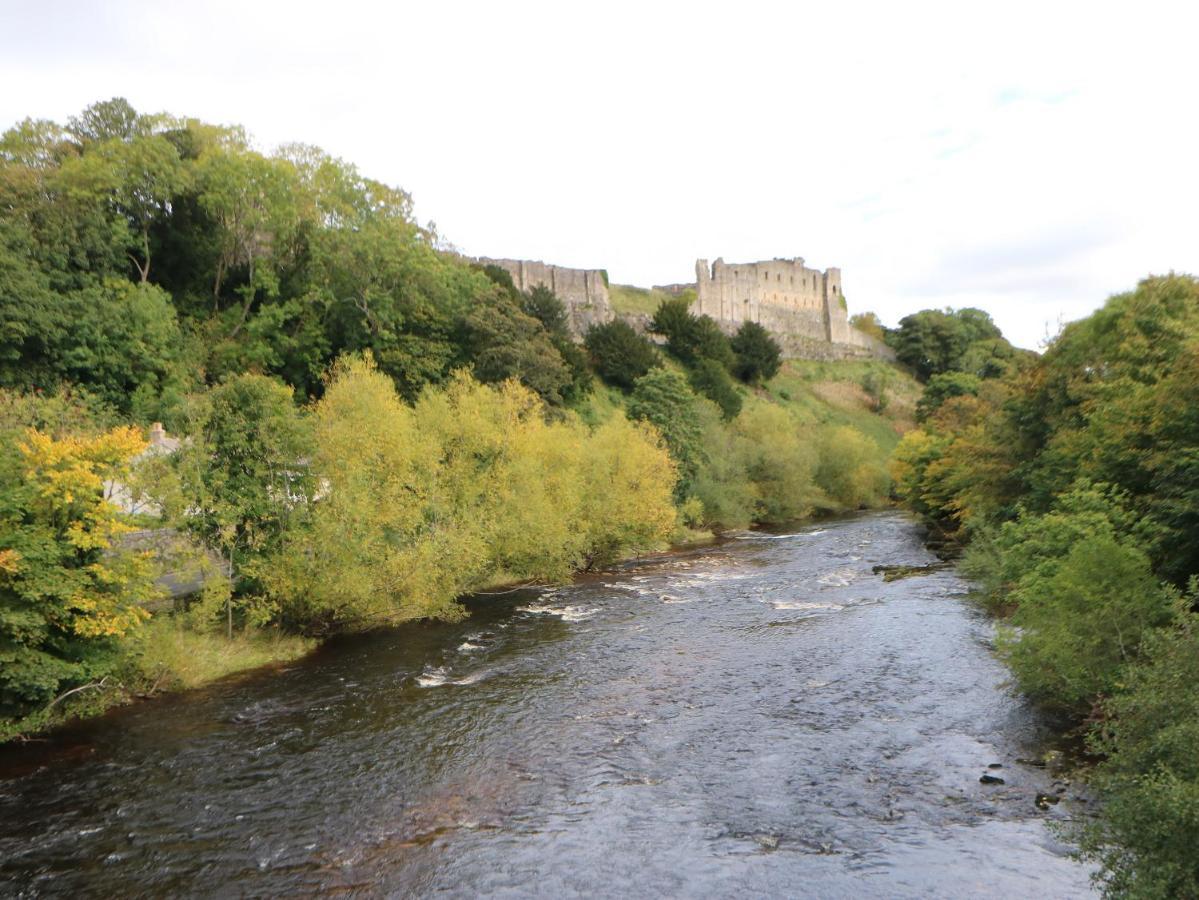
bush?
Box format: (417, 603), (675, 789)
(584, 320), (659, 390)
(628, 368), (706, 498)
(689, 357), (743, 420)
(731, 321), (782, 384)
(997, 532), (1178, 713)
(1079, 615), (1199, 899)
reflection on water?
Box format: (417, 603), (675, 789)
(0, 511), (1094, 897)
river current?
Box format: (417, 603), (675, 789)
(0, 511), (1094, 897)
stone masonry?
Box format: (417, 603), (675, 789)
(475, 253), (892, 360)
(478, 258), (614, 336)
(693, 256), (892, 359)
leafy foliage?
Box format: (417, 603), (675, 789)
(730, 320), (782, 384)
(263, 359), (676, 631)
(0, 425), (158, 716)
(584, 319), (659, 390)
(889, 275), (1199, 894)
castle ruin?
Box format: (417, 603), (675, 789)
(474, 254), (891, 361)
(477, 258), (614, 335)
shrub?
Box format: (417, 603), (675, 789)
(731, 321), (782, 384)
(1079, 615), (1199, 899)
(584, 320), (659, 390)
(689, 357), (743, 420)
(997, 533), (1178, 713)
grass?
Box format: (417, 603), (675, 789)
(126, 617), (314, 692)
(608, 284), (695, 316)
(765, 358), (921, 453)
(0, 616), (314, 744)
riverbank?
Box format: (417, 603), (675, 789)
(0, 521), (730, 746)
(0, 507), (865, 747)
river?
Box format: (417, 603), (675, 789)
(0, 511), (1095, 897)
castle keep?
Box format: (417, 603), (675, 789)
(695, 257), (847, 343)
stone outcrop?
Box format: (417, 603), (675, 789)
(477, 258), (614, 336)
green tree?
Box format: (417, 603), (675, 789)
(1080, 615), (1199, 899)
(464, 296), (573, 407)
(915, 371), (982, 422)
(689, 357), (742, 419)
(584, 319), (659, 390)
(177, 374), (313, 633)
(888, 307), (1005, 379)
(628, 368), (705, 497)
(730, 320), (782, 384)
(651, 298), (735, 369)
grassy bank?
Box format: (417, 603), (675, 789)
(0, 623), (313, 744)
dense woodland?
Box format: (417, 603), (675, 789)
(891, 277), (1199, 898)
(0, 100), (902, 741)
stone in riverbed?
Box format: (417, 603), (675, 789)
(979, 774), (1006, 785)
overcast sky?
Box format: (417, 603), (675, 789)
(3, 1), (1196, 348)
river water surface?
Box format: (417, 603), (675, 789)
(0, 511), (1095, 897)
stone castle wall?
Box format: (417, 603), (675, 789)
(474, 253), (892, 361)
(478, 258), (614, 336)
(694, 256), (892, 360)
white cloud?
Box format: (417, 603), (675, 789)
(3, 0), (1196, 348)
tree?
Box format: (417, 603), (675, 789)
(650, 298), (735, 369)
(887, 308), (1005, 379)
(628, 368), (705, 497)
(464, 296), (573, 407)
(196, 149), (300, 331)
(584, 319), (659, 390)
(915, 371), (982, 422)
(689, 357), (742, 419)
(177, 374), (313, 633)
(730, 320), (782, 384)
(66, 98), (146, 145)
(849, 311), (886, 341)
(518, 286), (592, 403)
(521, 284), (570, 339)
(98, 135), (191, 283)
(0, 425), (158, 717)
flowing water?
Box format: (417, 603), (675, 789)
(0, 511), (1095, 897)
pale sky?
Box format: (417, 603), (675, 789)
(3, 0), (1197, 348)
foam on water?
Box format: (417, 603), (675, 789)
(773, 600), (845, 611)
(516, 602), (599, 622)
(415, 665), (490, 688)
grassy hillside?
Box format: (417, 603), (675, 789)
(764, 358), (920, 452)
(578, 355), (919, 454)
(609, 284), (696, 316)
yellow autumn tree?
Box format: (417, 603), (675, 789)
(0, 426), (161, 715)
(264, 358), (677, 631)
